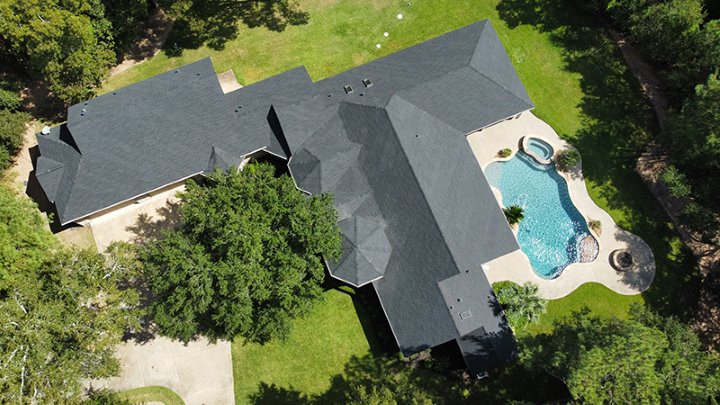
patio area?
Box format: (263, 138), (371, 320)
(468, 112), (655, 299)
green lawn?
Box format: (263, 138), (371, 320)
(118, 386), (184, 405)
(232, 289), (371, 404)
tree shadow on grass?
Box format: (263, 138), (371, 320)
(496, 0), (701, 319)
(247, 353), (570, 404)
(162, 0), (309, 55)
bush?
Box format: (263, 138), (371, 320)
(680, 201), (719, 242)
(0, 88), (20, 111)
(588, 219), (602, 234)
(503, 205), (524, 226)
(660, 165), (692, 198)
(494, 281), (547, 329)
(498, 148), (512, 158)
(555, 149), (580, 170)
(0, 109), (29, 170)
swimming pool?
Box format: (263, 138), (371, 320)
(485, 152), (597, 279)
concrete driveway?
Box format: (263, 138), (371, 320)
(87, 336), (234, 405)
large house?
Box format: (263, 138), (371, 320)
(34, 20), (533, 376)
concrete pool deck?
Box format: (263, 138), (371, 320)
(467, 112), (655, 299)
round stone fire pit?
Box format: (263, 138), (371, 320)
(611, 249), (636, 272)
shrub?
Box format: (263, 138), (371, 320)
(0, 88), (20, 111)
(680, 201), (719, 242)
(555, 149), (580, 170)
(503, 205), (524, 226)
(660, 165), (692, 198)
(588, 219), (602, 235)
(494, 281), (547, 329)
(0, 109), (29, 170)
(498, 148), (512, 158)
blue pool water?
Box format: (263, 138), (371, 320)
(526, 137), (554, 160)
(485, 152), (592, 279)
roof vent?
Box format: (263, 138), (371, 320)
(459, 310), (473, 320)
(362, 78), (373, 87)
(81, 108), (87, 116)
(343, 85), (353, 94)
(41, 126), (50, 135)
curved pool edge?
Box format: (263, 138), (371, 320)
(469, 112), (656, 299)
(521, 135), (554, 165)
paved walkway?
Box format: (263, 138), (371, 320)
(86, 336), (234, 405)
(87, 185), (184, 253)
(467, 112), (655, 299)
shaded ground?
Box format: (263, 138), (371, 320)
(90, 187), (183, 252)
(109, 8), (175, 77)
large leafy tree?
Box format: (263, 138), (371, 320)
(669, 72), (720, 171)
(0, 0), (149, 104)
(520, 307), (720, 403)
(142, 163), (342, 343)
(0, 186), (141, 403)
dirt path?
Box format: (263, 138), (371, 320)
(609, 29), (720, 349)
(608, 30), (669, 132)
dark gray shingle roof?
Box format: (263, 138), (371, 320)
(37, 59), (313, 223)
(36, 19), (531, 375)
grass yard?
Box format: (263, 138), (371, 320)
(118, 386), (184, 405)
(232, 289), (371, 404)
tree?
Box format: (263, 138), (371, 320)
(520, 307), (720, 403)
(0, 185), (142, 402)
(0, 109), (28, 170)
(101, 0), (149, 53)
(494, 282), (547, 329)
(668, 72), (720, 170)
(0, 0), (115, 104)
(628, 0), (705, 68)
(660, 165), (692, 198)
(503, 205), (525, 226)
(141, 163), (342, 343)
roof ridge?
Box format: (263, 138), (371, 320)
(467, 63), (531, 109)
(380, 96), (464, 276)
(469, 22), (532, 106)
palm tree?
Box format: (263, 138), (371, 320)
(514, 282), (547, 325)
(495, 281), (547, 329)
(503, 205), (525, 226)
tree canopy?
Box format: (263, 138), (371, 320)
(141, 163), (342, 343)
(0, 0), (148, 104)
(520, 307), (720, 403)
(0, 186), (141, 403)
